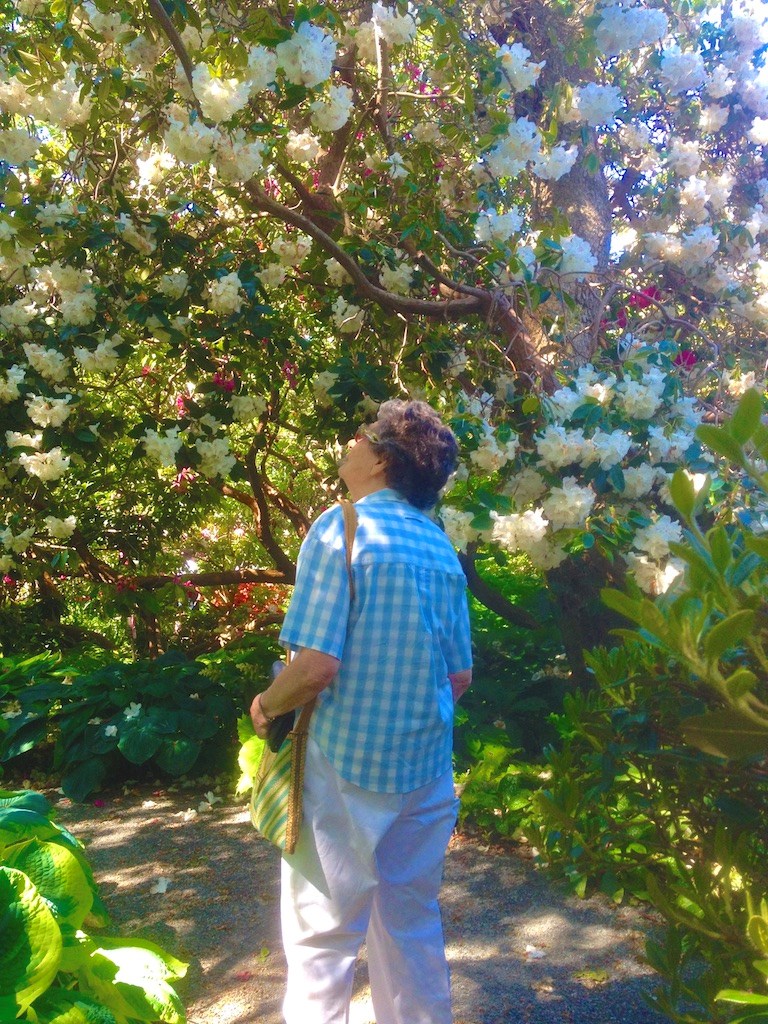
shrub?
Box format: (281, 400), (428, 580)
(0, 639), (277, 799)
(0, 788), (187, 1022)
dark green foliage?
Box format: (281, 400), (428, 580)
(0, 638), (278, 799)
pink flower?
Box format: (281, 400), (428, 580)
(628, 286), (662, 309)
(674, 349), (697, 369)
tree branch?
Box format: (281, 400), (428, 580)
(459, 548), (540, 630)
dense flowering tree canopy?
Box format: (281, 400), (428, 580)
(0, 0), (767, 647)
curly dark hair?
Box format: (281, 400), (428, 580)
(369, 400), (458, 510)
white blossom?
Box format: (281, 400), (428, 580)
(541, 477), (596, 531)
(44, 515), (77, 539)
(22, 343), (70, 383)
(18, 447), (70, 481)
(74, 334), (122, 374)
(195, 436), (236, 478)
(270, 234), (312, 266)
(659, 45), (707, 94)
(627, 552), (683, 595)
(475, 207), (524, 244)
(533, 144), (579, 181)
(286, 129), (322, 164)
(25, 394), (73, 428)
(164, 116), (220, 165)
(590, 429), (632, 469)
(325, 258), (351, 286)
(370, 4), (417, 47)
(535, 425), (588, 469)
(332, 296), (365, 334)
(191, 64), (250, 123)
(157, 272), (189, 300)
(0, 127), (41, 165)
(258, 264), (288, 288)
(749, 118), (768, 147)
(632, 514), (682, 560)
(246, 45), (278, 93)
(143, 427), (182, 468)
(208, 272), (243, 315)
(497, 42), (545, 92)
(310, 84), (354, 133)
(558, 234), (596, 280)
(504, 467), (547, 508)
(440, 507), (488, 552)
(5, 430), (41, 449)
(622, 464), (656, 498)
(563, 82), (623, 127)
(276, 22), (336, 88)
(0, 526), (35, 552)
(486, 118), (542, 178)
(386, 151), (409, 179)
(667, 138), (701, 177)
(231, 394), (267, 423)
(0, 365), (25, 403)
(379, 258), (415, 295)
(595, 4), (668, 57)
(116, 213), (156, 255)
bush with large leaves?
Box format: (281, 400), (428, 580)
(0, 642), (276, 798)
(0, 788), (186, 1023)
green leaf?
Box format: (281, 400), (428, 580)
(61, 759), (107, 802)
(154, 737), (201, 775)
(0, 866), (62, 1015)
(696, 424), (746, 466)
(745, 535), (768, 560)
(0, 791), (51, 815)
(748, 915), (768, 954)
(118, 719), (164, 765)
(707, 526), (732, 573)
(716, 990), (768, 1006)
(681, 709), (768, 760)
(703, 610), (755, 663)
(4, 839), (93, 928)
(725, 668), (759, 699)
(730, 388), (763, 444)
(77, 938), (187, 1024)
(668, 469), (695, 519)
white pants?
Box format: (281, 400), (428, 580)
(281, 738), (458, 1024)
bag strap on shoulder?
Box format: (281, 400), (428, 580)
(291, 497), (358, 736)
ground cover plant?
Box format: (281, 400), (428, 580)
(0, 638), (277, 798)
(0, 787), (187, 1023)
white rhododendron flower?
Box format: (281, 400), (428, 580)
(564, 83), (624, 127)
(469, 432), (520, 473)
(476, 207), (524, 244)
(312, 370), (339, 408)
(590, 429), (632, 470)
(195, 437), (236, 478)
(116, 213), (156, 254)
(18, 447), (71, 481)
(627, 553), (683, 595)
(493, 507), (549, 551)
(258, 264), (288, 288)
(504, 467), (547, 508)
(595, 4), (668, 57)
(332, 296), (365, 334)
(247, 45), (278, 93)
(74, 334), (122, 374)
(276, 22), (336, 88)
(622, 464), (656, 499)
(325, 258), (351, 286)
(191, 64), (250, 123)
(533, 144), (579, 181)
(143, 427), (182, 468)
(0, 365), (25, 403)
(286, 129), (322, 164)
(386, 152), (409, 179)
(157, 272), (189, 300)
(659, 45), (707, 94)
(310, 85), (354, 133)
(271, 234), (312, 266)
(44, 515), (77, 539)
(22, 343), (71, 383)
(535, 425), (588, 469)
(6, 431), (41, 449)
(208, 272), (243, 315)
(25, 394), (73, 428)
(497, 42), (545, 92)
(748, 118), (768, 146)
(558, 234), (596, 280)
(0, 127), (41, 165)
(0, 526), (35, 552)
(486, 118), (542, 178)
(541, 477), (596, 531)
(231, 395), (267, 423)
(379, 258), (415, 295)
(164, 116), (220, 165)
(376, 3), (418, 45)
(440, 507), (488, 553)
(632, 515), (683, 561)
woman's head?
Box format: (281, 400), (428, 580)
(366, 400), (458, 510)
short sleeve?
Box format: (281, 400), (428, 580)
(279, 509), (351, 659)
(444, 580), (472, 674)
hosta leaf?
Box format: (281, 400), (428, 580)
(61, 759), (107, 802)
(118, 719), (164, 765)
(0, 790), (51, 815)
(79, 939), (187, 1024)
(154, 737), (201, 776)
(26, 988), (118, 1024)
(0, 866), (62, 1014)
(681, 709), (768, 760)
(4, 838), (93, 928)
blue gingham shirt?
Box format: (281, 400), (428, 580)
(280, 489), (472, 793)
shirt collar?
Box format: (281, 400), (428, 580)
(354, 487), (408, 507)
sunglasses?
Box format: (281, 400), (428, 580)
(354, 426), (380, 444)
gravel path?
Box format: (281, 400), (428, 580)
(55, 781), (667, 1024)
